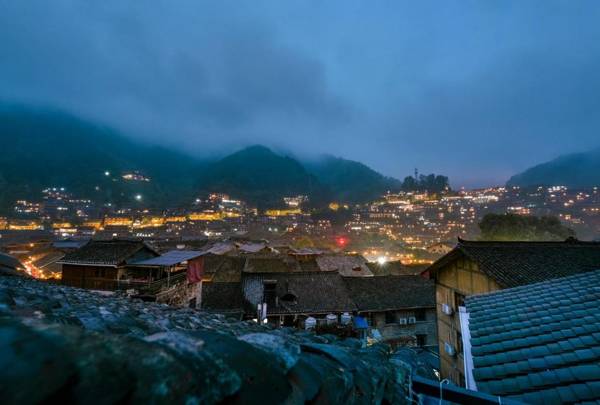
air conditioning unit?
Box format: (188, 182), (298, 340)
(408, 317), (416, 324)
(444, 342), (456, 357)
(399, 318), (408, 325)
(442, 303), (454, 316)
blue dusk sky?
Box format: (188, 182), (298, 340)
(1, 1), (600, 187)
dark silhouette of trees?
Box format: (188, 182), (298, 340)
(478, 213), (575, 241)
(402, 174), (449, 193)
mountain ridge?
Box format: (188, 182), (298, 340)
(507, 147), (600, 188)
(0, 105), (405, 212)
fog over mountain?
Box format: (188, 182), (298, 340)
(2, 1), (600, 186)
(508, 148), (600, 188)
(0, 105), (404, 212)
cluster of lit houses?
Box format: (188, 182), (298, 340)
(347, 186), (600, 251)
(2, 185), (600, 268)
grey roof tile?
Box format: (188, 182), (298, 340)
(555, 368), (575, 385)
(557, 386), (578, 403)
(427, 239), (600, 288)
(574, 348), (597, 362)
(588, 381), (600, 397)
(572, 365), (600, 381)
(528, 357), (548, 371)
(570, 383), (594, 401)
(466, 269), (600, 401)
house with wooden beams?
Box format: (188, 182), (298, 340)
(343, 275), (437, 348)
(127, 250), (205, 306)
(425, 237), (600, 386)
(59, 239), (159, 290)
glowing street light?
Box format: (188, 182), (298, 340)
(104, 171), (110, 176)
(377, 256), (387, 265)
(135, 194), (142, 201)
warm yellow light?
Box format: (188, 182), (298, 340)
(265, 208), (301, 217)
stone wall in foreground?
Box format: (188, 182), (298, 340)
(0, 276), (436, 404)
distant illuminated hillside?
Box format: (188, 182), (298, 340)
(0, 104), (437, 214)
(0, 104), (200, 212)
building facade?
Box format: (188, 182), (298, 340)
(60, 239), (159, 290)
(425, 238), (600, 386)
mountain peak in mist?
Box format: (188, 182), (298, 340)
(507, 148), (600, 188)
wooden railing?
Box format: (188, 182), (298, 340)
(75, 272), (188, 293)
(137, 272), (187, 295)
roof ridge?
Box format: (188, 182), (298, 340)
(458, 237), (600, 246)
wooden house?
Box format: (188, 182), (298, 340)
(59, 239), (159, 290)
(343, 275), (437, 349)
(425, 238), (600, 386)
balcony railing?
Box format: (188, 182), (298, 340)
(77, 272), (188, 293)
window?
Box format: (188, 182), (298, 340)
(456, 331), (463, 353)
(385, 311), (396, 324)
(415, 309), (426, 322)
(416, 334), (426, 347)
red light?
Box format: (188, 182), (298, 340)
(336, 236), (348, 247)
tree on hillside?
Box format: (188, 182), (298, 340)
(401, 174), (449, 193)
(478, 213), (575, 241)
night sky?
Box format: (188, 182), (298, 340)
(2, 1), (600, 187)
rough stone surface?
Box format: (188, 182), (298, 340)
(0, 277), (423, 404)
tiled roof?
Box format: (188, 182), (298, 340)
(465, 269), (600, 403)
(243, 257), (299, 273)
(210, 256), (246, 282)
(32, 252), (65, 269)
(0, 252), (25, 276)
(236, 242), (270, 253)
(201, 253), (228, 275)
(298, 259), (320, 272)
(427, 238), (600, 288)
(367, 261), (428, 276)
(343, 276), (435, 311)
(60, 239), (158, 266)
(0, 252), (24, 271)
(204, 242), (236, 255)
(242, 272), (357, 315)
(316, 254), (373, 277)
(201, 282), (243, 314)
(0, 275), (432, 403)
(131, 250), (203, 266)
(52, 240), (87, 250)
